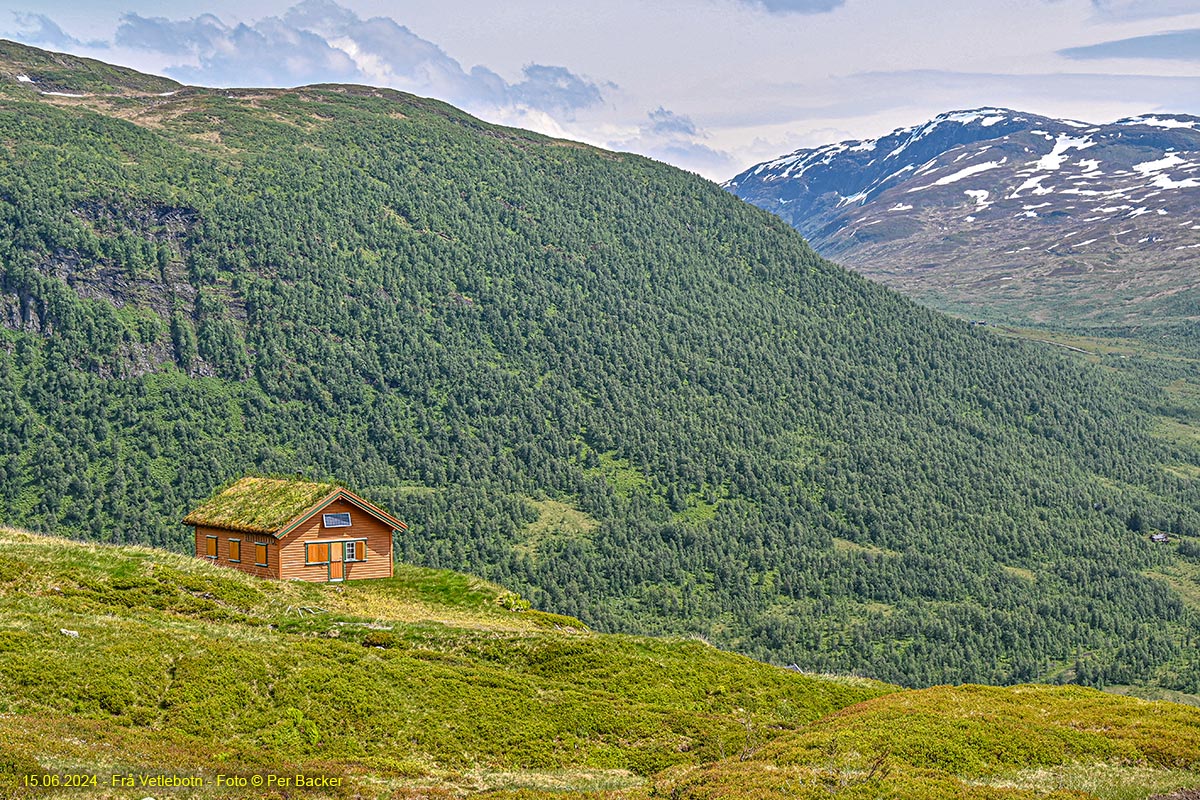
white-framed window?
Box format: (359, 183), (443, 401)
(345, 541), (367, 562)
(323, 512), (352, 528)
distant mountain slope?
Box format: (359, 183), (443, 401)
(2, 43), (1200, 689)
(725, 109), (1200, 327)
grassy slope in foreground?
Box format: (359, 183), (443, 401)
(653, 683), (1200, 799)
(0, 528), (886, 799)
(4, 530), (1200, 800)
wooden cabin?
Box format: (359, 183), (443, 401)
(184, 477), (407, 582)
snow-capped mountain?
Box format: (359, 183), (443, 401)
(725, 109), (1200, 327)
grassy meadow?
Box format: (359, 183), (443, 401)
(1, 528), (1200, 799)
(0, 528), (882, 799)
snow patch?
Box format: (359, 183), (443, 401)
(1010, 174), (1054, 198)
(1150, 174), (1200, 190)
(933, 160), (1004, 186)
(910, 160), (1005, 193)
(1134, 154), (1187, 175)
(1119, 115), (1199, 131)
(1033, 135), (1095, 171)
(15, 74), (32, 83)
(913, 157), (941, 177)
(1060, 188), (1113, 197)
(889, 203), (913, 211)
(964, 189), (992, 210)
(837, 189), (871, 207)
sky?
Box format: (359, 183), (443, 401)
(5, 0), (1200, 180)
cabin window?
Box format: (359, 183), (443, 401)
(228, 539), (241, 562)
(205, 536), (218, 559)
(255, 543), (268, 567)
(306, 542), (330, 565)
(345, 541), (366, 562)
(323, 512), (352, 528)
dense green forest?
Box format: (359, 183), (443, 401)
(2, 41), (1200, 689)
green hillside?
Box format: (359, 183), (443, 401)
(652, 683), (1200, 799)
(1, 41), (1200, 689)
(0, 528), (887, 799)
(4, 530), (1200, 800)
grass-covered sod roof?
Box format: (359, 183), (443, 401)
(182, 477), (341, 534)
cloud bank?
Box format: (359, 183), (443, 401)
(9, 0), (734, 177)
(107, 0), (607, 115)
(11, 11), (103, 49)
(1060, 28), (1200, 60)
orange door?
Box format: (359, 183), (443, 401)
(328, 542), (344, 582)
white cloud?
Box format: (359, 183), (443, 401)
(11, 11), (103, 48)
(12, 0), (736, 176)
(5, 0), (1200, 181)
(603, 107), (737, 176)
(110, 0), (606, 114)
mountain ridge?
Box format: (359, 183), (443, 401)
(726, 107), (1200, 327)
